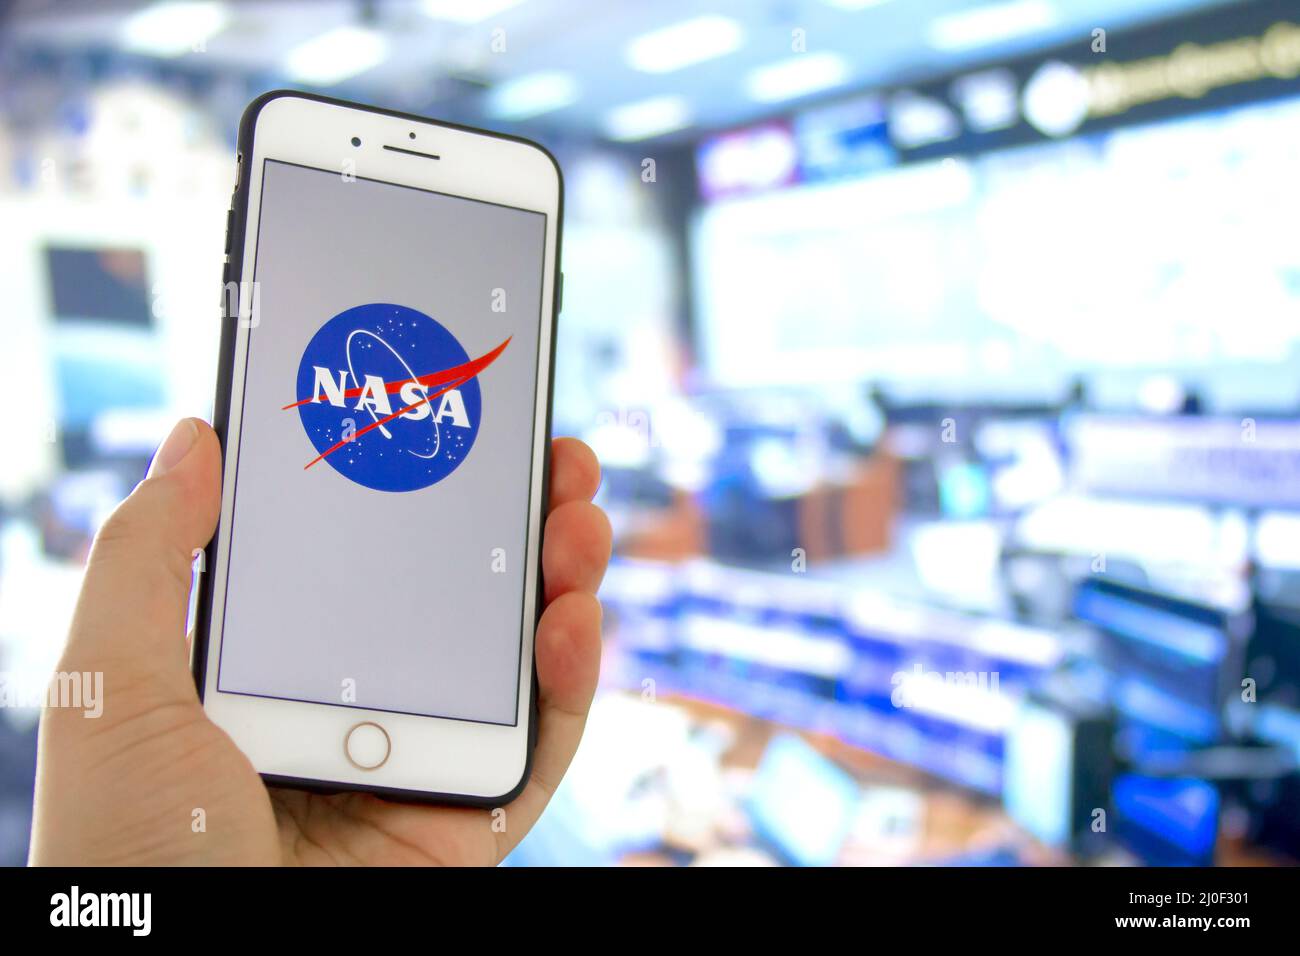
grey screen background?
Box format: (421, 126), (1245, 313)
(216, 159), (546, 726)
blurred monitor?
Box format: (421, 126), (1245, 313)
(0, 719), (37, 866)
(1248, 773), (1300, 862)
(1003, 695), (1112, 853)
(839, 595), (1061, 795)
(936, 460), (991, 519)
(44, 245), (152, 328)
(1066, 415), (1300, 509)
(699, 424), (808, 564)
(974, 416), (1065, 513)
(1246, 596), (1300, 710)
(52, 334), (166, 432)
(794, 94), (893, 184)
(1073, 578), (1242, 750)
(1111, 774), (1219, 866)
(692, 94), (1300, 408)
(696, 122), (798, 202)
(43, 244), (166, 469)
(1245, 704), (1300, 860)
(746, 734), (859, 867)
(1004, 702), (1074, 847)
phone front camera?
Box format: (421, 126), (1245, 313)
(351, 136), (361, 147)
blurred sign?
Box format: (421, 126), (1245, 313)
(1067, 415), (1300, 508)
(697, 2), (1300, 200)
(1086, 20), (1300, 122)
(794, 95), (893, 183)
(695, 121), (798, 200)
(925, 0), (1300, 152)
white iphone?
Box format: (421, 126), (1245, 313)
(192, 91), (562, 805)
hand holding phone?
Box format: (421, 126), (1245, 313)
(191, 93), (569, 803)
(30, 92), (611, 864)
(30, 423), (608, 865)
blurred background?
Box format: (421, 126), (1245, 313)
(2, 0), (1300, 866)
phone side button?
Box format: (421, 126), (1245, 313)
(344, 721), (391, 770)
(557, 271), (564, 314)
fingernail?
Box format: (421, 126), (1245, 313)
(149, 419), (198, 477)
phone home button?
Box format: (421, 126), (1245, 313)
(344, 721), (391, 770)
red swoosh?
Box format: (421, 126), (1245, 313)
(287, 336), (510, 470)
(282, 336), (511, 410)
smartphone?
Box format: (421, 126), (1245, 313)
(191, 91), (562, 805)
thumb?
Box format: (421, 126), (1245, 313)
(62, 417), (223, 704)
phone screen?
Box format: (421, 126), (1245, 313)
(213, 158), (547, 726)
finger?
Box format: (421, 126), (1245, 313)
(542, 500), (612, 603)
(63, 418), (222, 698)
(499, 590), (602, 852)
(548, 437), (600, 512)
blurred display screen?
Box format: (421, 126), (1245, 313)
(604, 558), (1063, 798)
(1067, 415), (1300, 508)
(1003, 701), (1074, 847)
(52, 333), (167, 431)
(43, 244), (166, 463)
(1112, 774), (1220, 866)
(1074, 578), (1233, 747)
(746, 734), (860, 866)
(696, 122), (798, 201)
(794, 95), (894, 183)
(44, 245), (152, 327)
(693, 94), (1300, 407)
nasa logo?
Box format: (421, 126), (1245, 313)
(286, 302), (509, 492)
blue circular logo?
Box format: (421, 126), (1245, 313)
(290, 303), (504, 493)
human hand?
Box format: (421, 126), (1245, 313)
(29, 418), (611, 865)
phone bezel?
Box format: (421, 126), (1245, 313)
(191, 91), (562, 806)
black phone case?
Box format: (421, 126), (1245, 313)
(190, 90), (563, 808)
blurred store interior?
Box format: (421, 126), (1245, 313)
(2, 0), (1300, 866)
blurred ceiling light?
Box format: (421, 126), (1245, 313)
(121, 1), (229, 58)
(604, 95), (691, 141)
(927, 0), (1057, 52)
(950, 68), (1019, 132)
(487, 71), (579, 119)
(625, 15), (744, 73)
(284, 26), (388, 85)
(821, 0), (893, 9)
(744, 52), (850, 103)
(422, 0), (526, 24)
(1021, 60), (1090, 136)
(889, 90), (960, 147)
